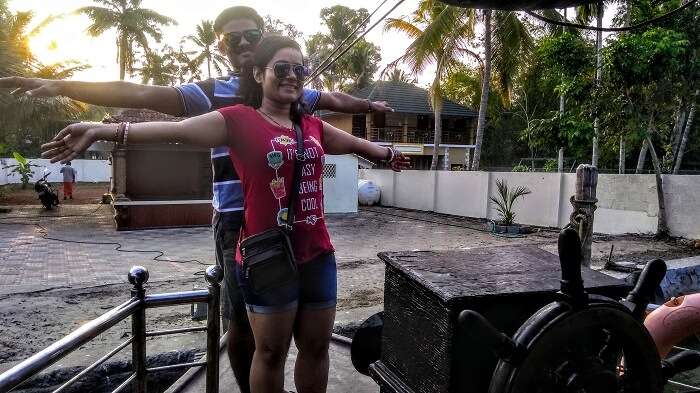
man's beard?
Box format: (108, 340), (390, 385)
(229, 44), (254, 69)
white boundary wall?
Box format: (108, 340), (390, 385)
(360, 169), (700, 239)
(323, 154), (358, 214)
(0, 158), (110, 185)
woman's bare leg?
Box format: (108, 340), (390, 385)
(248, 309), (297, 393)
(293, 306), (336, 393)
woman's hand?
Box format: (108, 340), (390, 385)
(388, 148), (411, 172)
(41, 122), (116, 163)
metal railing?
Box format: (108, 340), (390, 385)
(362, 127), (470, 145)
(0, 265), (223, 393)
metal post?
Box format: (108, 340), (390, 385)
(205, 265), (223, 393)
(129, 266), (149, 393)
(569, 165), (598, 267)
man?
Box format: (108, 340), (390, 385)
(0, 6), (392, 393)
(59, 161), (77, 200)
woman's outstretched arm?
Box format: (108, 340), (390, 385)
(321, 120), (410, 171)
(42, 111), (229, 163)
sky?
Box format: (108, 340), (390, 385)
(10, 1), (617, 88)
(10, 0), (433, 85)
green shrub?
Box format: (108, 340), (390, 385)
(512, 164), (530, 172)
(543, 159), (558, 172)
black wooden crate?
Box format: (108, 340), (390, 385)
(373, 246), (630, 393)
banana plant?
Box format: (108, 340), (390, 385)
(3, 152), (40, 189)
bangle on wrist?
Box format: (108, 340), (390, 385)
(384, 146), (395, 163)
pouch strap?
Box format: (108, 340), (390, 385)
(285, 122), (304, 231)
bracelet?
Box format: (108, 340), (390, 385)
(366, 99), (374, 113)
(385, 146), (395, 163)
(123, 122), (131, 146)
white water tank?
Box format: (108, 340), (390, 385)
(358, 180), (381, 206)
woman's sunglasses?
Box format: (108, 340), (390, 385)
(265, 62), (309, 81)
(222, 29), (262, 48)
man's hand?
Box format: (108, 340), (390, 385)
(41, 123), (115, 164)
(0, 76), (63, 97)
(371, 100), (394, 113)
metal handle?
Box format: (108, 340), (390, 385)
(626, 259), (666, 320)
(558, 228), (587, 305)
(458, 310), (523, 364)
(662, 350), (700, 380)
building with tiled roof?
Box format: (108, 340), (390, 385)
(319, 81), (477, 170)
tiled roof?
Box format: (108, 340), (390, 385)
(347, 81), (478, 117)
(103, 108), (186, 123)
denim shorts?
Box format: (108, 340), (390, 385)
(235, 252), (337, 314)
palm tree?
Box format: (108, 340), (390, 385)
(136, 46), (179, 86)
(576, 0), (605, 167)
(77, 0), (176, 80)
(184, 20), (228, 79)
(385, 66), (417, 84)
(386, 0), (476, 170)
(0, 9), (89, 155)
(472, 10), (533, 171)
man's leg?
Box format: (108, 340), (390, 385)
(214, 215), (254, 393)
(63, 182), (68, 200)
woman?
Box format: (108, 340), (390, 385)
(42, 35), (409, 393)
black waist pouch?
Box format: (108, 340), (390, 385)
(240, 228), (297, 294)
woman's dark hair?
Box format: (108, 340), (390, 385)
(213, 6), (264, 33)
(239, 35), (306, 124)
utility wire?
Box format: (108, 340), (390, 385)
(309, 0), (392, 81)
(306, 0), (407, 85)
(525, 0), (697, 32)
(0, 204), (209, 271)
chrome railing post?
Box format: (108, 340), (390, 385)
(205, 265), (223, 393)
(128, 266), (149, 393)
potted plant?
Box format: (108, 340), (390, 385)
(489, 178), (531, 234)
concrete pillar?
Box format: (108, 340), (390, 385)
(465, 148), (472, 171)
(569, 164), (598, 267)
(558, 148), (564, 173)
(112, 148), (127, 199)
(365, 113), (372, 140)
(403, 115), (409, 143)
(443, 147), (450, 171)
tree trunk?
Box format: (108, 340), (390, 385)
(636, 139), (648, 174)
(591, 1), (603, 167)
(646, 134), (669, 238)
(619, 137), (625, 174)
(671, 107), (687, 160)
(118, 34), (127, 81)
(673, 89), (698, 174)
(430, 109), (443, 170)
(207, 55), (212, 79)
(471, 9), (491, 171)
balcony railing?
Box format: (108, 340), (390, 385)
(0, 265), (223, 393)
(358, 127), (471, 145)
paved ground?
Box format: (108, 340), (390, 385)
(1, 203), (699, 391)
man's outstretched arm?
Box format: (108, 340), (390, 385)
(316, 91), (393, 114)
(0, 77), (184, 116)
